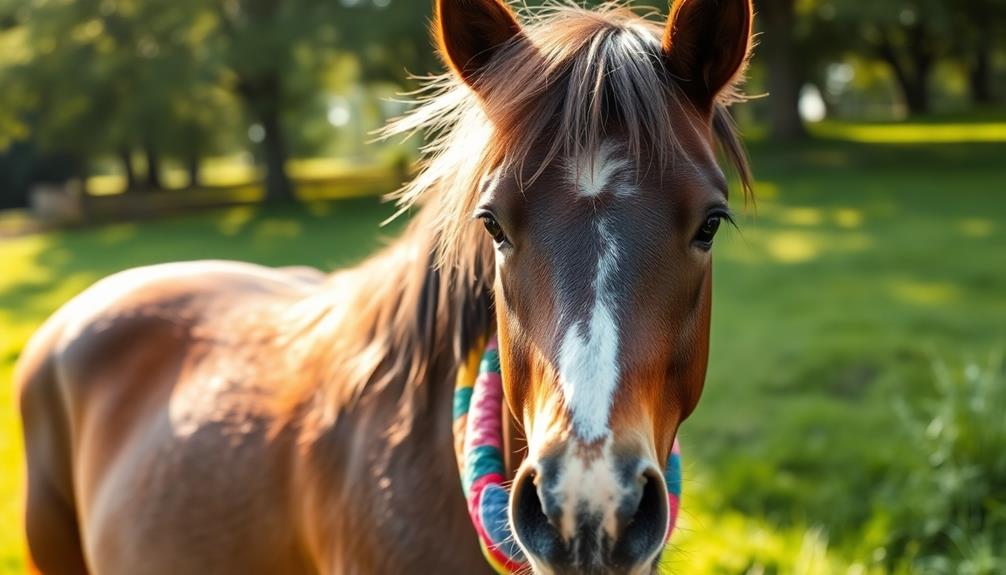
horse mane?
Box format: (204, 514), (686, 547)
(277, 208), (494, 435)
(290, 2), (753, 430)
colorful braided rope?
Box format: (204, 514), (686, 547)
(453, 336), (683, 574)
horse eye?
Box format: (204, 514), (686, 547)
(480, 214), (508, 245)
(693, 215), (723, 248)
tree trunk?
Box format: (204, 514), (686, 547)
(902, 76), (931, 115)
(876, 27), (933, 116)
(237, 72), (295, 203)
(969, 29), (993, 105)
(907, 24), (934, 115)
(119, 148), (136, 192)
(143, 141), (163, 191)
(259, 105), (294, 203)
(186, 153), (201, 189)
(75, 156), (89, 197)
(760, 0), (807, 141)
(74, 156), (93, 223)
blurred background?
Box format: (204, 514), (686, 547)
(0, 0), (1004, 573)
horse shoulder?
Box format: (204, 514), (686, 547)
(18, 260), (328, 573)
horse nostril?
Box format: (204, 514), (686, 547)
(615, 472), (648, 532)
(612, 469), (668, 566)
(512, 469), (565, 563)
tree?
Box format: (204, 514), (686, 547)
(4, 0), (414, 202)
(758, 0), (808, 140)
(827, 0), (953, 116)
(874, 21), (938, 115)
(952, 0), (1006, 105)
(210, 0), (345, 203)
(207, 0), (460, 202)
(6, 0), (229, 193)
(6, 0), (121, 187)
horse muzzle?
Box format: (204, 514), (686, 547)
(510, 443), (669, 575)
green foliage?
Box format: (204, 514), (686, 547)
(1, 0), (237, 174)
(883, 354), (1006, 574)
(0, 0), (441, 198)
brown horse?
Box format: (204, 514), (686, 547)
(15, 1), (753, 573)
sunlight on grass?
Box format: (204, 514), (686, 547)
(288, 158), (391, 180)
(254, 218), (303, 240)
(96, 223), (139, 244)
(888, 279), (961, 306)
(722, 196), (877, 265)
(0, 239), (39, 573)
(0, 235), (51, 293)
(666, 501), (885, 575)
(0, 210), (35, 237)
(746, 181), (780, 204)
(766, 231), (822, 263)
(86, 157), (397, 197)
(729, 228), (873, 265)
(87, 174), (126, 196)
(217, 206), (258, 236)
(758, 205), (865, 231)
(202, 158), (259, 187)
(778, 207), (825, 227)
(834, 209), (864, 229)
(305, 202), (333, 217)
(813, 121), (1006, 144)
(958, 218), (996, 238)
(0, 363), (24, 575)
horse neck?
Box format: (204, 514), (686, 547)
(291, 212), (498, 572)
(308, 204), (495, 435)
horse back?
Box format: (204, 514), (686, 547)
(16, 260), (324, 574)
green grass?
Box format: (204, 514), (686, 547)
(678, 134), (1006, 573)
(1, 126), (1005, 573)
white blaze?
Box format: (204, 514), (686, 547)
(569, 141), (632, 199)
(558, 143), (632, 441)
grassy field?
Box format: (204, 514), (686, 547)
(1, 126), (1005, 573)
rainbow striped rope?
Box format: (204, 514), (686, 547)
(453, 336), (682, 574)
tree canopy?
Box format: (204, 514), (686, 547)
(0, 0), (1003, 205)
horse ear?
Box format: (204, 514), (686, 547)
(435, 0), (522, 87)
(662, 0), (753, 113)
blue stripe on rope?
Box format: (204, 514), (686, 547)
(479, 348), (500, 375)
(480, 484), (527, 561)
(453, 387), (473, 421)
(666, 451), (682, 497)
(464, 444), (507, 493)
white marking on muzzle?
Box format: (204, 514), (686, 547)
(546, 438), (628, 543)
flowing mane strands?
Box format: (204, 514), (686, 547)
(383, 1), (753, 277)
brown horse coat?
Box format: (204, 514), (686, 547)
(17, 251), (494, 574)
